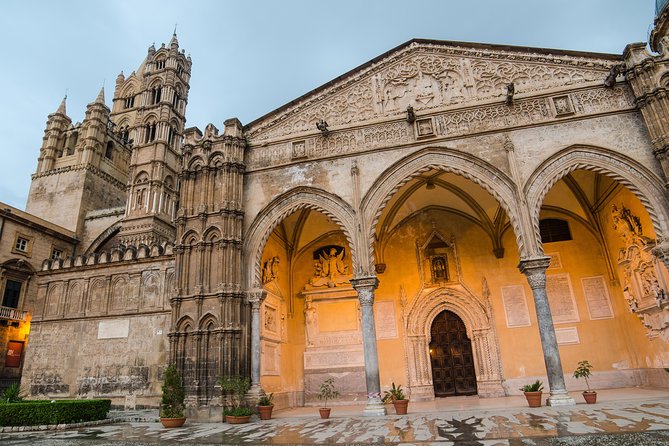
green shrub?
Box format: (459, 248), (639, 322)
(2, 383), (26, 403)
(0, 399), (111, 426)
(161, 364), (186, 418)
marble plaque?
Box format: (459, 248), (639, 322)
(501, 285), (531, 328)
(261, 341), (280, 375)
(304, 347), (364, 370)
(97, 319), (129, 339)
(374, 301), (398, 339)
(581, 276), (614, 320)
(555, 327), (580, 345)
(546, 252), (562, 270)
(546, 274), (580, 324)
(318, 301), (358, 332)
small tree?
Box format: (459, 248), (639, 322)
(161, 364), (185, 418)
(573, 360), (594, 392)
(318, 377), (339, 409)
(218, 375), (253, 416)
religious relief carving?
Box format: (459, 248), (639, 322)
(417, 230), (459, 287)
(261, 256), (279, 284)
(613, 204), (669, 340)
(304, 246), (352, 289)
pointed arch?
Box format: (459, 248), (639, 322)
(361, 147), (525, 272)
(404, 285), (504, 399)
(181, 229), (200, 245)
(187, 156), (205, 171)
(243, 186), (357, 289)
(176, 315), (195, 332)
(199, 312), (218, 329)
(203, 226), (221, 242)
(525, 145), (669, 251)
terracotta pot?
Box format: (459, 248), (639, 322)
(319, 408), (331, 419)
(393, 399), (409, 415)
(226, 415), (252, 424)
(258, 404), (274, 420)
(583, 391), (597, 404)
(524, 391), (542, 408)
(160, 417), (186, 428)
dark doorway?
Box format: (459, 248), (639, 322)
(429, 310), (477, 396)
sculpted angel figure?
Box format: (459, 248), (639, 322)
(306, 247), (351, 288)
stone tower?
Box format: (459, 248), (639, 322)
(112, 33), (192, 246)
(624, 2), (669, 181)
(170, 120), (248, 408)
(26, 90), (130, 238)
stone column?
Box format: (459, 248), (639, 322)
(247, 288), (266, 397)
(519, 257), (574, 406)
(351, 276), (386, 416)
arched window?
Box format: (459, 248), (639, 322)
(150, 86), (162, 105)
(155, 58), (166, 70)
(104, 141), (114, 159)
(539, 219), (572, 243)
(66, 131), (78, 155)
(124, 95), (135, 109)
(145, 122), (157, 143)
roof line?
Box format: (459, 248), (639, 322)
(243, 38), (622, 130)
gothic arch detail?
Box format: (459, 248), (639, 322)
(403, 285), (505, 399)
(243, 186), (357, 289)
(361, 148), (527, 274)
(525, 145), (669, 252)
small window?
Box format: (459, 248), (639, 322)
(15, 237), (28, 253)
(2, 279), (22, 308)
(540, 219), (572, 243)
(177, 65), (183, 75)
(51, 248), (63, 260)
(105, 142), (114, 159)
(124, 96), (135, 109)
(156, 59), (165, 70)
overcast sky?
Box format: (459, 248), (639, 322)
(0, 1), (656, 211)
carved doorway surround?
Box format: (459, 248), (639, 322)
(430, 310), (478, 396)
(404, 285), (505, 400)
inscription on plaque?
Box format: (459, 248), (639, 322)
(374, 301), (398, 339)
(581, 276), (614, 320)
(546, 274), (580, 324)
(546, 252), (563, 270)
(501, 285), (531, 328)
(97, 319), (130, 339)
(304, 347), (364, 370)
(555, 327), (580, 345)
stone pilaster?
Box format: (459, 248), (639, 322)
(247, 288), (267, 397)
(518, 256), (575, 407)
(350, 276), (386, 416)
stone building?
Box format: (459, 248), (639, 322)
(11, 4), (669, 419)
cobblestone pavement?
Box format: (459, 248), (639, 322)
(1, 396), (668, 445)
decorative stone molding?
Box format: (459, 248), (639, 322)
(517, 256), (551, 290)
(361, 147), (526, 270)
(351, 276), (379, 306)
(403, 284), (505, 399)
(525, 145), (669, 254)
(243, 187), (358, 289)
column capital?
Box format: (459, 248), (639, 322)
(351, 276), (379, 291)
(518, 256), (551, 290)
(246, 288), (267, 308)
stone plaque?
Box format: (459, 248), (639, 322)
(261, 341), (280, 375)
(581, 276), (614, 320)
(97, 319), (130, 339)
(304, 346), (364, 370)
(546, 274), (580, 324)
(374, 301), (398, 339)
(318, 301), (358, 332)
(501, 285), (531, 328)
(546, 252), (562, 270)
(555, 327), (580, 345)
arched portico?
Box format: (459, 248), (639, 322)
(404, 285), (505, 400)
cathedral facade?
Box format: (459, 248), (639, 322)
(3, 7), (669, 420)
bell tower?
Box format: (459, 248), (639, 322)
(112, 33), (192, 246)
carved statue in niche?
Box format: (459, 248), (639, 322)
(262, 256), (280, 284)
(431, 256), (448, 282)
(305, 246), (351, 289)
(304, 299), (317, 346)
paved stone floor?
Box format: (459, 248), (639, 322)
(1, 388), (669, 445)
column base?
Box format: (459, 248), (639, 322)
(546, 390), (575, 406)
(246, 384), (264, 405)
(362, 397), (387, 416)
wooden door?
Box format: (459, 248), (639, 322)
(429, 310), (478, 396)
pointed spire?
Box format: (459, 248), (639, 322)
(170, 31), (179, 50)
(95, 86), (105, 105)
(56, 95), (67, 115)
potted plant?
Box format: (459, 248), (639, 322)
(384, 382), (409, 415)
(573, 360), (597, 404)
(257, 392), (274, 420)
(160, 364), (187, 428)
(317, 377), (339, 419)
(218, 375), (254, 423)
(519, 380), (543, 408)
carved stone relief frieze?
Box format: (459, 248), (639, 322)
(613, 204), (669, 340)
(247, 44), (612, 143)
